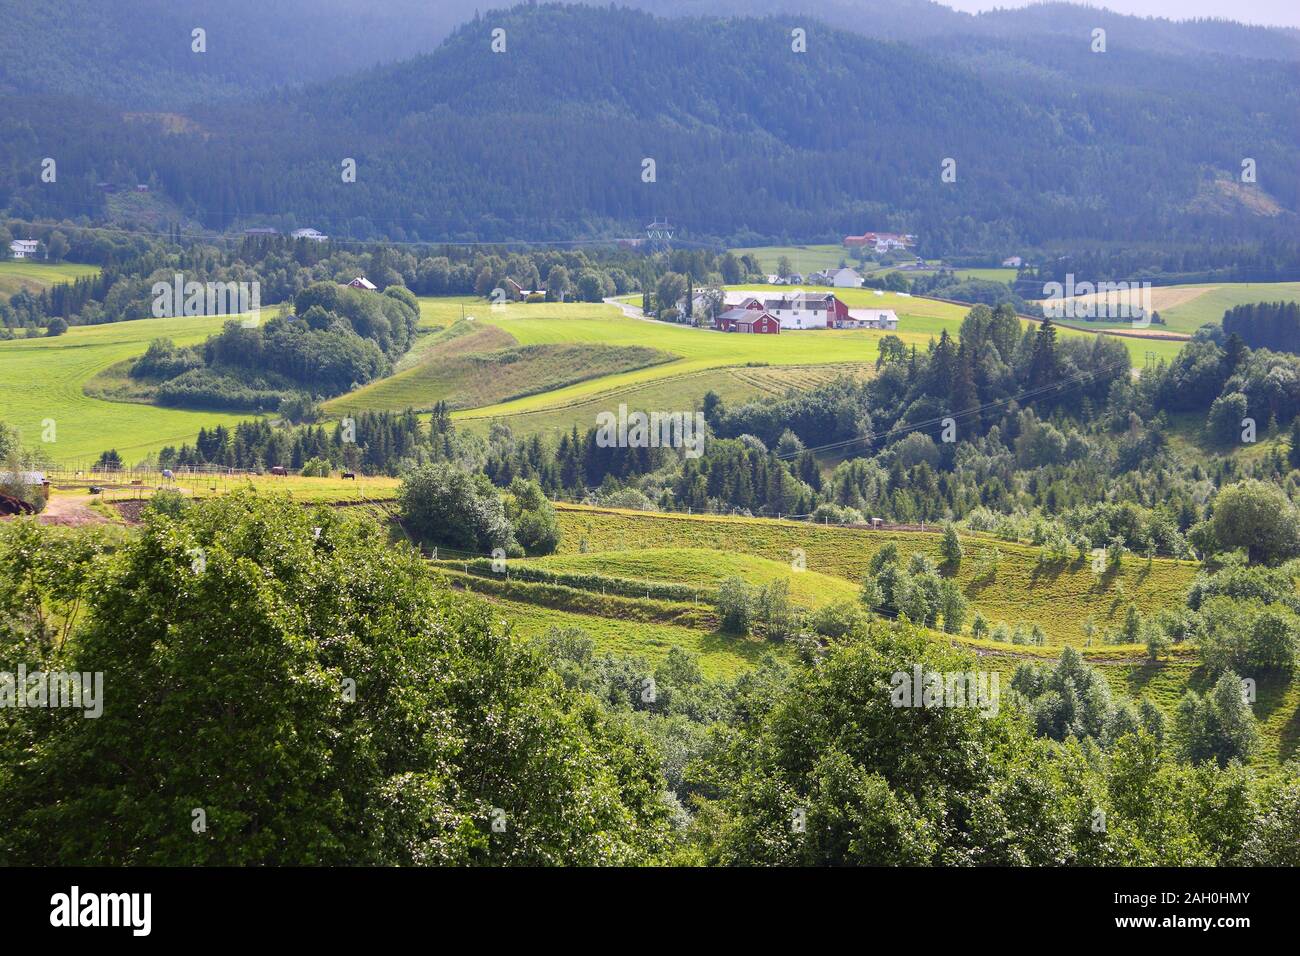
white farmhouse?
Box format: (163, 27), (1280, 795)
(9, 239), (39, 259)
(832, 267), (863, 288)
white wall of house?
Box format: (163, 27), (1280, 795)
(769, 305), (828, 329)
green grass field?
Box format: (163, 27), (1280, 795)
(92, 471), (402, 504)
(1034, 280), (1300, 334)
(0, 314), (256, 462)
(731, 244), (852, 273)
(0, 260), (100, 300)
(946, 267), (1014, 283)
(325, 318), (676, 416)
(1164, 410), (1297, 464)
(456, 363), (870, 439)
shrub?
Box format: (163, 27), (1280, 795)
(399, 462), (517, 555)
(716, 576), (756, 634)
(300, 457), (331, 478)
(506, 478), (561, 556)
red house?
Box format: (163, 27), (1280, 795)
(715, 307), (778, 334)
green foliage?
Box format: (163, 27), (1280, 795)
(399, 462), (517, 555)
(0, 494), (672, 864)
(860, 543), (966, 632)
(505, 478), (561, 556)
(1208, 480), (1300, 565)
(1175, 671), (1260, 768)
(1011, 647), (1125, 746)
(689, 620), (1270, 866)
(714, 575), (800, 640)
(300, 457), (331, 478)
(143, 487), (190, 519)
(940, 523), (963, 567)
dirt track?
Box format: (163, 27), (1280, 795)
(35, 494), (109, 527)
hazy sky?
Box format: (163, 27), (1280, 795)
(938, 1), (1300, 29)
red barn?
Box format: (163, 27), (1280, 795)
(737, 313), (780, 334)
(715, 307), (778, 334)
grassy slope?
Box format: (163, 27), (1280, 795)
(1165, 410), (1296, 464)
(732, 244), (851, 273)
(0, 260), (100, 300)
(0, 314), (256, 461)
(326, 336), (676, 415)
(456, 363), (870, 439)
(534, 507), (1294, 770)
(553, 505), (1196, 647)
(467, 594), (779, 679)
(1033, 280), (1300, 334)
(89, 472), (402, 503)
(532, 548), (861, 609)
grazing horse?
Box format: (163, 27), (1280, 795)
(342, 472), (357, 480)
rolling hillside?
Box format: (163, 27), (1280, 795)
(551, 504), (1197, 647)
(0, 260), (99, 301)
(0, 314), (256, 461)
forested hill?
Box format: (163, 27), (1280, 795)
(1, 3), (1296, 249)
(633, 1), (1300, 60)
(2, 0), (1296, 111)
(0, 0), (478, 108)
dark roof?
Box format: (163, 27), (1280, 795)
(718, 307), (774, 321)
(765, 295), (833, 311)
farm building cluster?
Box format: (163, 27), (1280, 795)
(765, 266), (872, 288)
(706, 291), (898, 335)
(843, 231), (917, 254)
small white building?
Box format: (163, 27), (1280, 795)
(9, 239), (39, 259)
(832, 267), (863, 288)
(292, 228), (329, 242)
(844, 308), (899, 330)
(1002, 256), (1023, 268)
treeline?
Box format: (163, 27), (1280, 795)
(132, 282), (419, 411)
(121, 300), (1300, 567)
(0, 225), (682, 332)
(1015, 241), (1300, 296)
(1222, 302), (1300, 355)
(1158, 328), (1300, 432)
